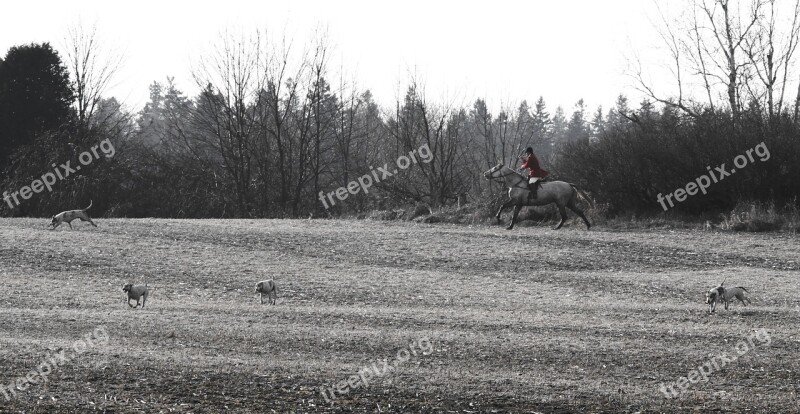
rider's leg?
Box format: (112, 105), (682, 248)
(528, 178), (539, 198)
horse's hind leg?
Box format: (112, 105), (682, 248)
(554, 205), (568, 230)
(496, 200), (514, 224)
(567, 200), (591, 229)
(506, 205), (521, 230)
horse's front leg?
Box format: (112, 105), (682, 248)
(506, 205), (521, 230)
(496, 200), (514, 224)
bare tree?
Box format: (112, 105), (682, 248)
(64, 22), (123, 132)
(632, 2), (700, 118)
(306, 33), (337, 207)
(257, 34), (310, 214)
(386, 80), (472, 206)
(470, 98), (496, 169)
(701, 0), (765, 118)
(742, 0), (800, 119)
(332, 73), (363, 197)
(635, 0), (787, 121)
(190, 30), (266, 217)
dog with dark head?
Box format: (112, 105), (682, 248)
(50, 200), (97, 230)
(706, 286), (724, 312)
(123, 283), (149, 309)
(706, 279), (751, 312)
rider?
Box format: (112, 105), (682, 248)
(519, 147), (549, 198)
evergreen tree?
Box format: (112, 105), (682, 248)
(550, 105), (567, 147)
(566, 99), (590, 142)
(591, 105), (605, 138)
(606, 94), (630, 127)
(137, 81), (164, 146)
(0, 43), (73, 172)
(638, 99), (654, 121)
(531, 96), (551, 154)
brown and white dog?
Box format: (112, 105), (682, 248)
(255, 279), (277, 305)
(719, 286), (751, 310)
(706, 281), (751, 312)
(50, 200), (97, 230)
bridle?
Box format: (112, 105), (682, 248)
(486, 166), (518, 181)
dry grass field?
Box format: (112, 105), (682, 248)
(0, 218), (799, 413)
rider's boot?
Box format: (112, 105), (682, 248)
(528, 182), (538, 199)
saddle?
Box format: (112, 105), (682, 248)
(527, 177), (549, 200)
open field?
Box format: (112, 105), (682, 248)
(1, 218), (799, 413)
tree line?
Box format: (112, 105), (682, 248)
(1, 2), (799, 220)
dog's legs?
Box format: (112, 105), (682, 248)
(68, 222), (74, 230)
(82, 216), (98, 227)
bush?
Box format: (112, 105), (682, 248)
(552, 106), (800, 217)
(719, 200), (800, 232)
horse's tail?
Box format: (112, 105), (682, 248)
(570, 184), (594, 207)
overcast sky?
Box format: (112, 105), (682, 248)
(2, 0), (667, 113)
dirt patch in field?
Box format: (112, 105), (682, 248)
(0, 218), (798, 413)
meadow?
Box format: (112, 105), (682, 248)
(0, 218), (798, 413)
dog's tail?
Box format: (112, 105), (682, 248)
(83, 200), (93, 211)
(738, 286), (748, 292)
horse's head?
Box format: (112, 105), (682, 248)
(483, 163), (506, 180)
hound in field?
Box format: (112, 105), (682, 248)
(255, 279), (277, 305)
(719, 286), (751, 310)
(50, 200), (97, 230)
(123, 283), (149, 309)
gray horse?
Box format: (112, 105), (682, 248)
(484, 163), (592, 230)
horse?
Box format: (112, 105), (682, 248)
(483, 163), (592, 230)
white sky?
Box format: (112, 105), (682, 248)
(2, 0), (668, 115)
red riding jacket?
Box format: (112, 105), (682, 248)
(521, 153), (549, 178)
